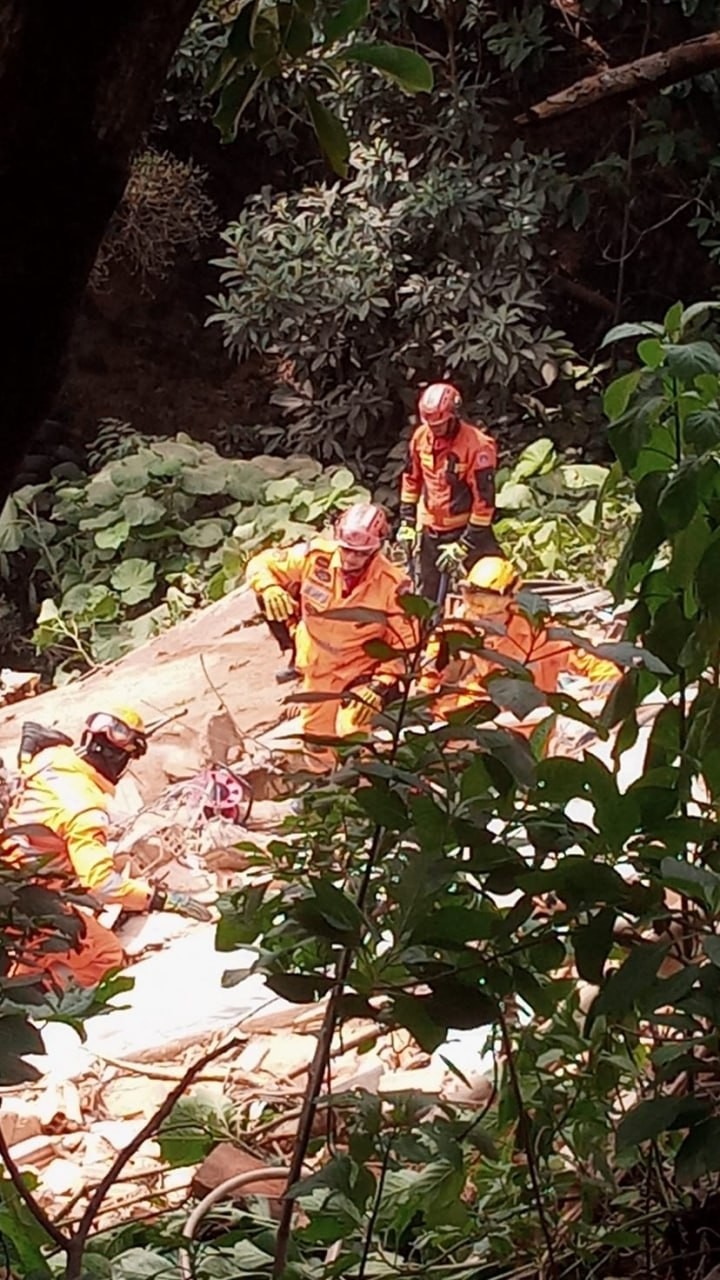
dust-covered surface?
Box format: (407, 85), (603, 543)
(0, 582), (642, 1235)
(0, 584), (300, 800)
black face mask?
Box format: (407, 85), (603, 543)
(81, 736), (132, 784)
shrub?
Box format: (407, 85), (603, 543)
(495, 437), (637, 580)
(208, 70), (572, 468)
(0, 435), (369, 678)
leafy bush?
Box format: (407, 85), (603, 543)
(495, 436), (636, 580)
(0, 435), (368, 677)
(91, 149), (218, 289)
(209, 66), (571, 467)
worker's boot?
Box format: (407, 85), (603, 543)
(275, 664), (300, 684)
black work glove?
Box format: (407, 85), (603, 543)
(149, 887), (213, 922)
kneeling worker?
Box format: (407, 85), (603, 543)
(2, 707), (211, 990)
(247, 503), (418, 766)
(420, 557), (619, 726)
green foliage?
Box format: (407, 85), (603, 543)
(187, 306), (720, 1276)
(157, 1090), (234, 1166)
(495, 435), (636, 579)
(485, 4), (557, 74)
(195, 0), (432, 168)
(210, 106), (570, 462)
(0, 436), (368, 677)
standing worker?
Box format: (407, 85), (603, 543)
(2, 707), (211, 990)
(247, 503), (418, 768)
(398, 382), (501, 602)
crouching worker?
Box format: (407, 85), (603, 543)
(2, 707), (211, 991)
(420, 557), (619, 732)
(246, 503), (418, 769)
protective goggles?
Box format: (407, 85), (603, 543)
(84, 712), (147, 758)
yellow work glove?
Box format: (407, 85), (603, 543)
(343, 683), (384, 728)
(396, 522), (419, 552)
(436, 540), (466, 572)
(262, 585), (294, 623)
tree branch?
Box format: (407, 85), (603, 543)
(518, 31), (720, 125)
(0, 1124), (70, 1250)
(548, 273), (615, 317)
(66, 1035), (243, 1278)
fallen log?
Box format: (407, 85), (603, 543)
(518, 31), (720, 124)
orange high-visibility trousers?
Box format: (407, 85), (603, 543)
(13, 912), (125, 990)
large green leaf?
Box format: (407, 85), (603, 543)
(94, 520), (130, 550)
(306, 91), (350, 177)
(684, 408), (720, 451)
(665, 341), (720, 381)
(213, 69), (263, 142)
(603, 370), (642, 422)
(512, 437), (555, 480)
(0, 1175), (53, 1275)
(342, 41), (433, 92)
(0, 497), (23, 553)
(179, 519), (229, 548)
(572, 907), (616, 985)
(484, 675), (547, 718)
(157, 1092), (229, 1167)
(590, 942), (669, 1019)
(121, 494), (166, 527)
(355, 781), (410, 830)
(227, 0), (258, 60)
(294, 881), (365, 945)
(180, 463), (232, 496)
(388, 994), (447, 1054)
(600, 321), (664, 347)
(277, 3), (313, 55)
(266, 972), (334, 1002)
(0, 1015), (44, 1084)
(110, 558), (157, 605)
(109, 458), (150, 493)
(617, 1096), (709, 1151)
(676, 1117), (720, 1183)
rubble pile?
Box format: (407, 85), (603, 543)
(0, 986), (491, 1233)
(0, 576), (631, 1243)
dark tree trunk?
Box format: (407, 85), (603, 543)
(518, 31), (720, 124)
(0, 0), (201, 506)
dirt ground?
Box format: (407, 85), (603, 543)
(0, 586), (294, 799)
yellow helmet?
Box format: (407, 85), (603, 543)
(107, 705), (146, 734)
(462, 556), (518, 595)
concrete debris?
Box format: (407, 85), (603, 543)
(0, 577), (633, 1234)
(6, 962), (497, 1231)
(0, 667), (40, 707)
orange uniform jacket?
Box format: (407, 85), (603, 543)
(400, 419), (497, 537)
(247, 537), (418, 693)
(420, 611), (619, 720)
(3, 746), (152, 913)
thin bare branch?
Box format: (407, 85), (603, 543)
(66, 1035), (243, 1274)
(0, 1123), (70, 1250)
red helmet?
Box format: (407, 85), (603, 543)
(335, 503), (389, 554)
(418, 382), (461, 428)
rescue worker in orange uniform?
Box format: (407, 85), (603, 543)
(2, 708), (211, 990)
(420, 557), (619, 728)
(398, 382), (502, 602)
(246, 503), (418, 767)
